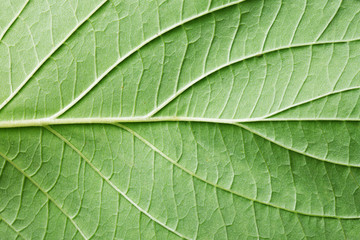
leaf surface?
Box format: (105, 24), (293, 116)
(1, 0), (360, 239)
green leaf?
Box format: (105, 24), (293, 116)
(1, 0), (360, 239)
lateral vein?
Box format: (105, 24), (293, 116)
(0, 0), (29, 41)
(49, 0), (248, 119)
(44, 126), (190, 240)
(0, 214), (26, 240)
(0, 0), (108, 111)
(234, 123), (359, 168)
(146, 38), (360, 117)
(115, 123), (360, 220)
(0, 151), (88, 240)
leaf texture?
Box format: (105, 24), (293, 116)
(1, 0), (360, 239)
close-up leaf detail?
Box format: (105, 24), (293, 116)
(1, 0), (360, 239)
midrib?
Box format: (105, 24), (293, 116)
(0, 116), (359, 128)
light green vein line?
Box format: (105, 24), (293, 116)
(262, 86), (360, 119)
(0, 116), (360, 129)
(315, 0), (343, 41)
(116, 123), (360, 220)
(0, 0), (29, 41)
(50, 0), (248, 119)
(234, 122), (358, 168)
(43, 126), (190, 240)
(3, 118), (354, 168)
(0, 117), (358, 130)
(0, 0), (108, 111)
(0, 214), (26, 240)
(0, 152), (88, 240)
(146, 38), (360, 117)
